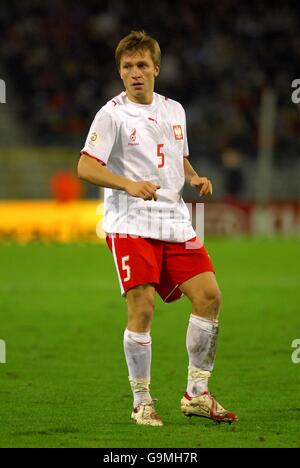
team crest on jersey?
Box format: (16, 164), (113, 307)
(173, 125), (183, 140)
(130, 128), (137, 142)
(128, 128), (139, 146)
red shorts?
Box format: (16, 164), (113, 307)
(106, 234), (214, 303)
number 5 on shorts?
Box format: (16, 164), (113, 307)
(122, 255), (131, 282)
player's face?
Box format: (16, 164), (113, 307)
(119, 49), (160, 105)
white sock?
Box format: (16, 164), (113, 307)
(186, 314), (219, 397)
(123, 328), (152, 407)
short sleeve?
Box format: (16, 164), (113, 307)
(80, 110), (116, 165)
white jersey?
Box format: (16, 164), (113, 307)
(81, 91), (196, 242)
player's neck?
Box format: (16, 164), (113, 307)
(125, 90), (154, 105)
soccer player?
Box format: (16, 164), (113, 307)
(78, 31), (238, 426)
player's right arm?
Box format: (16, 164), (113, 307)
(79, 108), (159, 201)
(77, 154), (160, 201)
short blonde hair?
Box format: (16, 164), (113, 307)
(115, 30), (161, 70)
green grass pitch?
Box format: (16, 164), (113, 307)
(0, 238), (299, 448)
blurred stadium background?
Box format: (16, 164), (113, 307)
(0, 0), (299, 239)
(0, 0), (300, 448)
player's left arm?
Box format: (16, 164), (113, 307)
(183, 157), (213, 196)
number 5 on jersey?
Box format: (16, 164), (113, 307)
(122, 255), (131, 282)
(157, 144), (165, 168)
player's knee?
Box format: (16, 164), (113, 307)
(127, 286), (155, 326)
(205, 287), (222, 310)
(137, 307), (154, 325)
(193, 287), (222, 313)
(128, 304), (154, 330)
(212, 288), (222, 309)
(137, 295), (155, 321)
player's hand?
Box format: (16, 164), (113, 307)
(125, 180), (161, 201)
(190, 175), (213, 197)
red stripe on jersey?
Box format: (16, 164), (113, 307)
(80, 150), (106, 166)
(164, 96), (168, 100)
(111, 92), (122, 106)
(183, 155), (189, 158)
